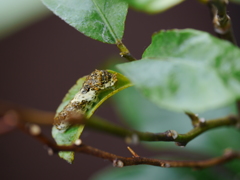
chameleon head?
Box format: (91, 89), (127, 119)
(82, 70), (117, 91)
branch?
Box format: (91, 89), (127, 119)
(1, 101), (240, 168)
(0, 102), (240, 146)
(87, 115), (239, 146)
(19, 121), (240, 168)
(0, 101), (239, 147)
(116, 40), (136, 61)
(0, 100), (54, 125)
(207, 0), (237, 45)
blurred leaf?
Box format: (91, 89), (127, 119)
(225, 160), (240, 176)
(123, 0), (184, 14)
(117, 29), (240, 112)
(91, 164), (231, 180)
(0, 0), (50, 39)
(52, 70), (132, 163)
(42, 0), (128, 44)
(114, 87), (190, 133)
(95, 87), (239, 178)
(113, 86), (238, 151)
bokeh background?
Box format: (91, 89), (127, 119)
(0, 0), (240, 179)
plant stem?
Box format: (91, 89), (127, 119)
(1, 101), (239, 146)
(176, 116), (238, 145)
(207, 0), (237, 45)
(116, 40), (136, 61)
(20, 122), (240, 168)
(87, 115), (239, 146)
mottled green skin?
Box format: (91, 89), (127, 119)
(52, 70), (132, 163)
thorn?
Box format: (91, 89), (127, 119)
(185, 112), (207, 127)
(127, 146), (139, 158)
(113, 159), (124, 168)
(74, 139), (82, 146)
(29, 124), (41, 136)
(185, 112), (200, 127)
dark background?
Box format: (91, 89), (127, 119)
(0, 1), (240, 179)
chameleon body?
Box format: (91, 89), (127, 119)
(54, 69), (117, 132)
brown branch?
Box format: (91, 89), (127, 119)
(0, 100), (55, 125)
(1, 101), (240, 168)
(85, 115), (239, 147)
(18, 121), (240, 168)
(0, 101), (239, 147)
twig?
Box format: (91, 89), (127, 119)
(86, 115), (239, 146)
(185, 112), (206, 128)
(0, 101), (239, 147)
(116, 40), (136, 61)
(1, 101), (240, 167)
(207, 0), (237, 45)
(0, 100), (55, 125)
(127, 146), (140, 157)
(19, 122), (240, 168)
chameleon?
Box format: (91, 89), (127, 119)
(54, 69), (117, 132)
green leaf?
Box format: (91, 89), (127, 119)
(114, 87), (190, 133)
(91, 164), (230, 180)
(0, 0), (50, 39)
(41, 0), (128, 44)
(117, 29), (240, 112)
(111, 69), (239, 179)
(123, 0), (184, 14)
(52, 70), (132, 163)
(113, 86), (238, 151)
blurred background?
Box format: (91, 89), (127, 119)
(0, 0), (240, 179)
